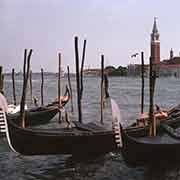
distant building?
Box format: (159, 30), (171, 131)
(151, 18), (180, 77)
(151, 17), (160, 65)
(128, 18), (180, 77)
(127, 18), (160, 76)
(127, 64), (149, 76)
(159, 51), (180, 77)
(83, 68), (101, 76)
(83, 67), (124, 76)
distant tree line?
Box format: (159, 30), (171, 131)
(105, 66), (127, 76)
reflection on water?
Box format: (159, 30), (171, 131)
(1, 76), (180, 180)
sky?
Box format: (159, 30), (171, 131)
(1, 0), (180, 73)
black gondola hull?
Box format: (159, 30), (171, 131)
(0, 106), (59, 138)
(121, 130), (180, 166)
(7, 105), (58, 126)
(7, 118), (117, 156)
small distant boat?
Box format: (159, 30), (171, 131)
(111, 99), (180, 166)
(1, 108), (118, 156)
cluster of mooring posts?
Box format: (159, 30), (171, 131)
(0, 36), (118, 157)
(0, 35), (110, 128)
(1, 37), (180, 164)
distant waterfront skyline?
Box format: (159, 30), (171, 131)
(1, 0), (180, 73)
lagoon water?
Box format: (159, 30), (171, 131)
(1, 75), (180, 180)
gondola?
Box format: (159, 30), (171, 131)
(0, 105), (59, 138)
(0, 88), (70, 139)
(121, 123), (180, 166)
(1, 109), (118, 156)
(3, 97), (180, 158)
(7, 86), (71, 127)
(111, 99), (180, 166)
(125, 104), (180, 137)
(7, 104), (59, 127)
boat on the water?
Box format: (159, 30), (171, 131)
(1, 108), (118, 156)
(3, 97), (180, 159)
(121, 123), (180, 166)
(7, 105), (59, 127)
(0, 87), (70, 138)
(6, 86), (70, 127)
(125, 104), (180, 137)
(0, 104), (59, 138)
(111, 99), (180, 166)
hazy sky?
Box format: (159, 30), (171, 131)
(1, 0), (180, 72)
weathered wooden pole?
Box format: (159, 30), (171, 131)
(80, 39), (86, 100)
(75, 36), (82, 123)
(149, 57), (156, 136)
(58, 53), (62, 123)
(12, 68), (16, 105)
(104, 74), (109, 98)
(1, 75), (4, 94)
(41, 68), (44, 106)
(20, 49), (33, 128)
(141, 52), (145, 114)
(100, 55), (104, 124)
(0, 66), (4, 94)
(67, 66), (74, 112)
(152, 61), (157, 136)
(20, 49), (27, 128)
(29, 70), (33, 104)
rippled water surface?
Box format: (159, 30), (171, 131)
(1, 75), (180, 180)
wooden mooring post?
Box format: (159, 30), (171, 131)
(141, 52), (144, 114)
(0, 66), (4, 94)
(104, 74), (109, 98)
(67, 66), (74, 112)
(12, 68), (16, 105)
(100, 55), (104, 124)
(149, 57), (156, 136)
(29, 70), (33, 104)
(152, 60), (157, 136)
(41, 68), (44, 106)
(80, 39), (86, 100)
(74, 36), (82, 123)
(20, 49), (33, 128)
(58, 53), (62, 123)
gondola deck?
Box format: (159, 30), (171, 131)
(3, 111), (118, 156)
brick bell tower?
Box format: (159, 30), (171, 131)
(151, 17), (160, 64)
